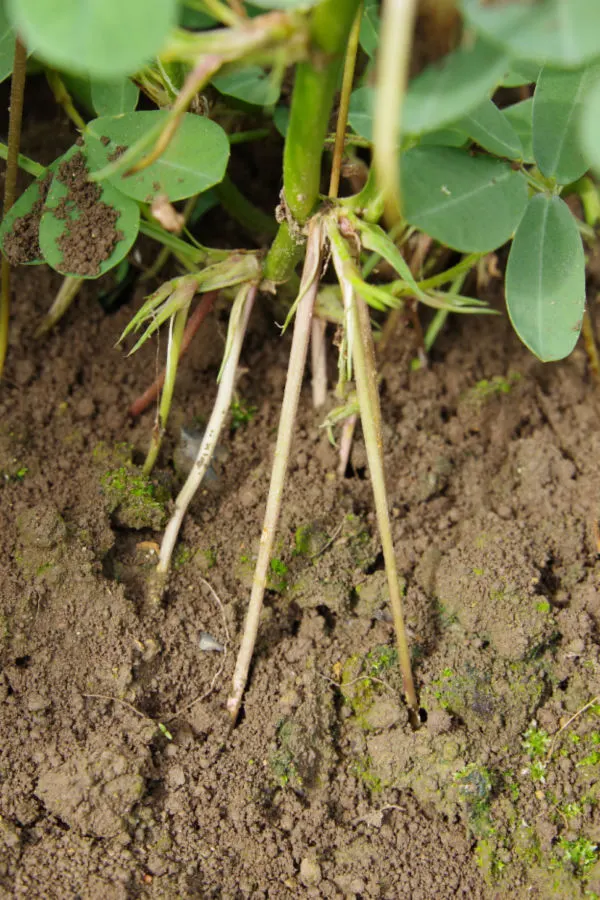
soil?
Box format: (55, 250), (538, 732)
(2, 83), (600, 900)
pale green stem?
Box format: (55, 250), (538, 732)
(143, 303), (189, 476)
(153, 282), (257, 598)
(328, 219), (419, 725)
(373, 0), (417, 222)
(227, 219), (323, 722)
(35, 276), (83, 338)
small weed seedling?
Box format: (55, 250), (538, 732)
(2, 1), (600, 723)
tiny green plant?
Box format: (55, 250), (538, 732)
(2, 0), (600, 727)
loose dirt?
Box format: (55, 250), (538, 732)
(1, 83), (600, 900)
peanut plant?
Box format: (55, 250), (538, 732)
(1, 0), (600, 724)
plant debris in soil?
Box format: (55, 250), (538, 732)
(52, 150), (123, 277)
(2, 170), (52, 265)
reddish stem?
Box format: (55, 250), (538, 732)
(128, 290), (218, 418)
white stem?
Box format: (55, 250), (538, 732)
(227, 220), (323, 721)
(311, 316), (327, 408)
(154, 283), (257, 590)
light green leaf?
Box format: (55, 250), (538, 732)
(91, 77), (139, 116)
(401, 147), (529, 253)
(248, 0), (318, 7)
(506, 194), (585, 362)
(351, 217), (429, 303)
(503, 98), (535, 165)
(359, 0), (379, 59)
(461, 0), (600, 68)
(0, 0), (15, 83)
(85, 111), (230, 203)
(212, 66), (280, 106)
(458, 98), (522, 160)
(579, 75), (600, 173)
(419, 128), (469, 148)
(7, 0), (177, 77)
(349, 38), (507, 140)
(501, 60), (541, 88)
(533, 63), (600, 184)
(38, 145), (140, 279)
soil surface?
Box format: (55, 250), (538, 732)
(2, 83), (600, 900)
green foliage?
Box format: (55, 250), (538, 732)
(7, 0), (178, 77)
(230, 398), (257, 430)
(90, 77), (139, 116)
(212, 66), (280, 107)
(558, 837), (598, 875)
(85, 111), (230, 203)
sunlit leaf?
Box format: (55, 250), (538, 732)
(458, 98), (522, 160)
(212, 65), (280, 106)
(85, 111), (230, 203)
(503, 98), (535, 165)
(401, 147), (528, 253)
(506, 194), (585, 361)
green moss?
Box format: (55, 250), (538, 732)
(454, 763), (493, 834)
(100, 464), (168, 530)
(268, 557), (288, 592)
(294, 525), (312, 556)
(467, 373), (521, 404)
(557, 838), (598, 876)
(230, 398), (257, 430)
(536, 599), (552, 614)
(350, 756), (383, 793)
(173, 545), (193, 569)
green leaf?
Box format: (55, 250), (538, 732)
(247, 0), (319, 7)
(85, 111), (230, 203)
(533, 63), (600, 184)
(349, 38), (507, 140)
(91, 77), (139, 116)
(38, 145), (140, 279)
(212, 66), (280, 106)
(7, 0), (177, 78)
(0, 160), (58, 265)
(506, 194), (585, 362)
(579, 75), (600, 173)
(461, 0), (600, 68)
(501, 61), (541, 88)
(419, 128), (468, 149)
(0, 0), (16, 83)
(503, 98), (535, 165)
(359, 0), (379, 59)
(401, 147), (529, 253)
(458, 98), (522, 160)
(351, 218), (429, 303)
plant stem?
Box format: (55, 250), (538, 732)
(0, 144), (45, 178)
(129, 291), (218, 418)
(215, 175), (277, 241)
(328, 218), (419, 725)
(0, 37), (27, 380)
(227, 220), (323, 722)
(581, 310), (600, 384)
(262, 220), (303, 286)
(373, 0), (417, 221)
(311, 316), (327, 408)
(153, 282), (257, 598)
(34, 276), (83, 338)
(328, 2), (363, 199)
(45, 69), (87, 131)
(143, 303), (190, 476)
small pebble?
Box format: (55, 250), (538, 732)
(199, 631), (224, 653)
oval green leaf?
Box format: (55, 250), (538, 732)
(359, 0), (379, 60)
(85, 111), (230, 203)
(349, 38), (507, 141)
(212, 66), (280, 107)
(461, 0), (600, 68)
(506, 194), (585, 362)
(0, 161), (57, 265)
(533, 63), (600, 184)
(579, 75), (600, 173)
(458, 98), (522, 160)
(503, 98), (535, 165)
(91, 77), (139, 116)
(401, 147), (529, 253)
(7, 0), (177, 77)
(38, 145), (139, 279)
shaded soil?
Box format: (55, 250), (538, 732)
(2, 84), (600, 900)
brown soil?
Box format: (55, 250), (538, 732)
(2, 85), (600, 900)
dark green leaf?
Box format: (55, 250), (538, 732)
(359, 0), (379, 59)
(85, 111), (230, 203)
(461, 0), (600, 68)
(91, 77), (139, 116)
(38, 145), (139, 278)
(506, 194), (585, 361)
(533, 63), (600, 184)
(212, 66), (280, 106)
(401, 146), (528, 253)
(458, 98), (522, 160)
(7, 0), (177, 77)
